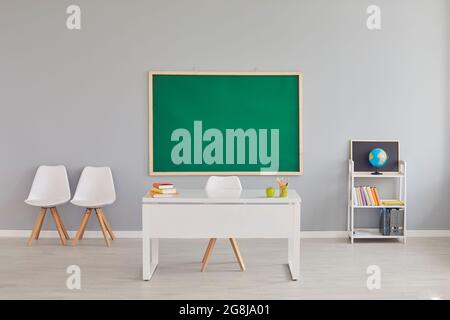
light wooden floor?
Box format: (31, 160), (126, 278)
(1, 237), (449, 299)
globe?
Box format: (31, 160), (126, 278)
(369, 148), (388, 168)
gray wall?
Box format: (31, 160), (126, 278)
(1, 0), (449, 231)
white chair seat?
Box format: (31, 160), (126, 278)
(25, 165), (71, 208)
(70, 199), (115, 208)
(71, 166), (116, 207)
(25, 198), (69, 207)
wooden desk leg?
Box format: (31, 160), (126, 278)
(143, 237), (158, 281)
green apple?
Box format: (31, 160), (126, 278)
(265, 187), (275, 198)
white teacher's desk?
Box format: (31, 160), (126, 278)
(142, 189), (301, 281)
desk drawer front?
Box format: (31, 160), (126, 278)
(143, 204), (294, 238)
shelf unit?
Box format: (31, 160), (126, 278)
(348, 160), (407, 243)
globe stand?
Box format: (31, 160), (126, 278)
(371, 167), (383, 175)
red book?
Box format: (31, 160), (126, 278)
(153, 182), (174, 190)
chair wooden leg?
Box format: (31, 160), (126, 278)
(35, 208), (47, 240)
(97, 208), (115, 240)
(201, 238), (216, 272)
(229, 238), (246, 271)
(95, 209), (111, 247)
(79, 209), (92, 240)
(202, 238), (215, 263)
(50, 207), (67, 246)
(72, 209), (92, 246)
(27, 208), (46, 246)
(54, 208), (70, 240)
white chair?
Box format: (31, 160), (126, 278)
(201, 176), (246, 272)
(71, 166), (116, 246)
(25, 165), (71, 246)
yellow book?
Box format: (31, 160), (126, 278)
(150, 187), (177, 194)
(381, 199), (404, 206)
(151, 187), (163, 194)
(148, 190), (179, 198)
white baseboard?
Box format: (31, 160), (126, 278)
(1, 229), (449, 239)
(300, 231), (349, 238)
(405, 230), (450, 237)
(0, 230), (142, 239)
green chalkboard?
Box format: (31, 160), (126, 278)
(149, 72), (303, 175)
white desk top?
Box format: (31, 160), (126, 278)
(142, 189), (301, 204)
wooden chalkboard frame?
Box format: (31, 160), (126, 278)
(350, 140), (400, 173)
(148, 71), (303, 176)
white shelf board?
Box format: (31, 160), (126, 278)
(352, 228), (404, 239)
(352, 205), (405, 209)
(352, 172), (404, 178)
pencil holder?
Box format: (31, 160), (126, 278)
(279, 185), (288, 198)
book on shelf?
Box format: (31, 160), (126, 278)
(365, 187), (374, 206)
(381, 199), (404, 206)
(371, 187), (380, 205)
(356, 188), (362, 206)
(352, 186), (381, 206)
(380, 208), (390, 235)
(353, 186), (405, 207)
(390, 209), (404, 235)
(360, 187), (367, 205)
(149, 182), (178, 198)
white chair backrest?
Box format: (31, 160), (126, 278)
(26, 165), (71, 202)
(205, 176), (242, 198)
(73, 167), (116, 203)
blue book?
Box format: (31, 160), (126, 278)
(379, 208), (391, 236)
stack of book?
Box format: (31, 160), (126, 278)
(352, 186), (381, 206)
(149, 182), (178, 198)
